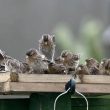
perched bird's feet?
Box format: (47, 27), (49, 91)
(10, 72), (19, 82)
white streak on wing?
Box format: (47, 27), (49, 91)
(5, 63), (10, 72)
(41, 55), (45, 59)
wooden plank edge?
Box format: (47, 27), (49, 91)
(0, 73), (110, 84)
(10, 82), (110, 93)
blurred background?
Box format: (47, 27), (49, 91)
(0, 0), (110, 63)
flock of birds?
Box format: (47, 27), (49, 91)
(0, 34), (110, 82)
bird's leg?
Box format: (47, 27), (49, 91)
(10, 72), (19, 82)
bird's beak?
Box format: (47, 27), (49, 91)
(41, 55), (45, 59)
(26, 55), (29, 59)
(44, 42), (48, 45)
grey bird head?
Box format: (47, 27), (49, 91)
(26, 48), (37, 56)
(85, 58), (99, 68)
(72, 54), (80, 61)
(40, 34), (55, 46)
(43, 34), (49, 42)
(61, 50), (80, 61)
(26, 48), (40, 59)
(61, 50), (69, 58)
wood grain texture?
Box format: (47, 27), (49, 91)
(10, 82), (65, 92)
(76, 84), (110, 93)
(10, 83), (110, 93)
(83, 75), (110, 84)
(0, 73), (110, 93)
(18, 74), (73, 83)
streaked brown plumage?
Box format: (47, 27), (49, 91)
(75, 64), (89, 83)
(85, 58), (100, 75)
(39, 34), (55, 62)
(48, 62), (68, 74)
(26, 48), (48, 74)
(99, 58), (110, 75)
(0, 49), (30, 73)
(61, 50), (80, 71)
(85, 58), (99, 68)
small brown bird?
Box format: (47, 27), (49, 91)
(0, 49), (30, 73)
(48, 62), (68, 74)
(10, 62), (31, 82)
(4, 55), (29, 73)
(99, 58), (110, 75)
(61, 50), (80, 71)
(26, 48), (48, 74)
(39, 34), (55, 62)
(0, 49), (31, 81)
(85, 58), (99, 68)
(75, 64), (89, 83)
(85, 58), (100, 75)
(0, 51), (5, 71)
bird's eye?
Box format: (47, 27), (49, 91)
(74, 55), (79, 60)
(62, 52), (67, 57)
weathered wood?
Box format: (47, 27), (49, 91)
(0, 73), (110, 93)
(83, 75), (110, 84)
(76, 84), (110, 93)
(10, 82), (110, 93)
(0, 72), (10, 82)
(10, 82), (65, 92)
(18, 74), (73, 83)
(18, 74), (110, 84)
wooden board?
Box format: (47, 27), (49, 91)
(0, 72), (110, 93)
(18, 74), (73, 83)
(10, 82), (110, 93)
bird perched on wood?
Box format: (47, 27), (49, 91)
(48, 62), (68, 74)
(0, 50), (5, 71)
(85, 58), (100, 75)
(4, 55), (30, 73)
(0, 49), (31, 81)
(25, 48), (48, 74)
(54, 56), (64, 64)
(61, 50), (80, 71)
(9, 62), (31, 82)
(99, 58), (110, 75)
(39, 34), (55, 62)
(75, 64), (89, 83)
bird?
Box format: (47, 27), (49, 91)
(85, 58), (100, 75)
(99, 58), (110, 75)
(48, 62), (68, 74)
(4, 55), (29, 73)
(0, 49), (31, 81)
(39, 34), (56, 62)
(75, 64), (89, 83)
(0, 50), (31, 73)
(0, 50), (5, 71)
(61, 50), (80, 71)
(25, 48), (48, 74)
